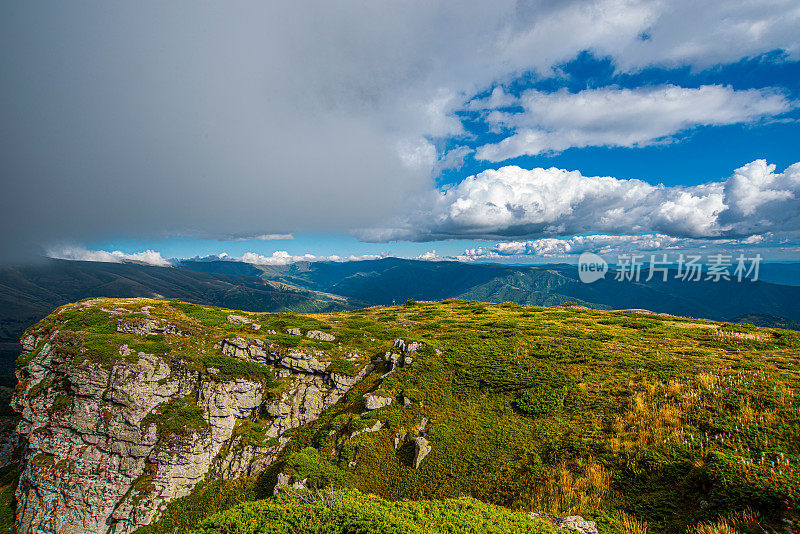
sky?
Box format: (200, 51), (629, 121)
(1, 1), (800, 266)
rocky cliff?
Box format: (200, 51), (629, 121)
(11, 298), (376, 534)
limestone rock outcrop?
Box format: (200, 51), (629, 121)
(526, 512), (599, 534)
(362, 392), (393, 411)
(412, 436), (431, 469)
(11, 301), (374, 534)
(306, 330), (335, 342)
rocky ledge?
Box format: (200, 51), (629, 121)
(10, 299), (376, 534)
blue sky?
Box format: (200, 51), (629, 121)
(2, 2), (799, 266)
(442, 53), (800, 188)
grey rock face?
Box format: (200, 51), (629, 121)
(306, 330), (335, 342)
(222, 339), (332, 375)
(226, 314), (251, 324)
(117, 318), (183, 337)
(392, 338), (423, 353)
(526, 512), (598, 534)
(362, 393), (393, 411)
(412, 437), (431, 469)
(14, 334), (192, 534)
(13, 327), (372, 534)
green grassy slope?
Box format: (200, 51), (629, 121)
(0, 259), (356, 343)
(0, 259), (360, 377)
(10, 298), (800, 534)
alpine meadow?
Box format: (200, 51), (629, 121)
(1, 2), (799, 534)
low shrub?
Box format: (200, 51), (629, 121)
(61, 308), (117, 334)
(202, 354), (280, 386)
(328, 356), (358, 377)
(515, 384), (567, 416)
(144, 395), (208, 438)
(280, 447), (349, 490)
(194, 489), (560, 534)
(129, 340), (171, 355)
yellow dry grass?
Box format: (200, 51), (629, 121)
(523, 457), (612, 516)
(686, 508), (764, 534)
(613, 511), (649, 534)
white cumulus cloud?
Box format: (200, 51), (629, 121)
(47, 246), (173, 267)
(358, 159), (800, 242)
(238, 251), (384, 266)
(414, 250), (441, 261)
(475, 85), (794, 161)
(461, 234), (778, 260)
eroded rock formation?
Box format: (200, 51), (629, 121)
(11, 300), (373, 534)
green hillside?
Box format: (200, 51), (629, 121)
(0, 259), (359, 375)
(11, 298), (800, 534)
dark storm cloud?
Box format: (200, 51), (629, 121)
(0, 2), (442, 260)
(2, 1), (799, 261)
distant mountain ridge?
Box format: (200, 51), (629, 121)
(180, 257), (800, 323)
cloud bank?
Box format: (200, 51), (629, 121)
(238, 251), (384, 266)
(461, 233), (774, 261)
(47, 246), (172, 267)
(46, 248), (385, 267)
(475, 85), (793, 161)
(359, 159), (800, 242)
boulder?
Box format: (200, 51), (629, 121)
(350, 420), (383, 439)
(363, 393), (393, 411)
(306, 330), (335, 342)
(560, 516), (598, 534)
(226, 314), (252, 324)
(526, 513), (598, 534)
(392, 339), (423, 353)
(413, 437), (431, 469)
